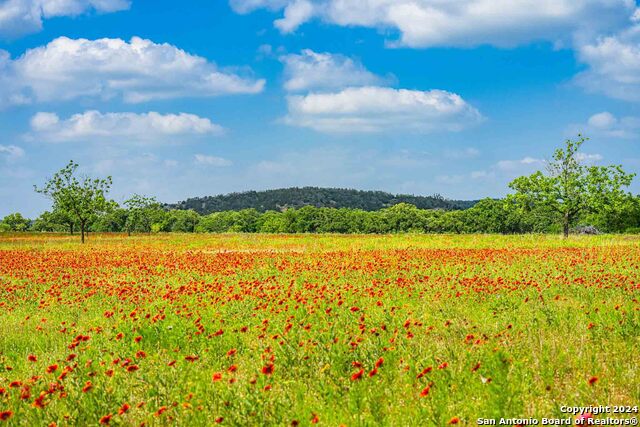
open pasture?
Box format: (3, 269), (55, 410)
(0, 234), (639, 425)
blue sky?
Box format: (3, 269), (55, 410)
(1, 0), (640, 217)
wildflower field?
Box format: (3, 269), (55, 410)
(0, 233), (639, 426)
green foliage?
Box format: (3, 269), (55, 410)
(1, 212), (30, 231)
(507, 135), (635, 237)
(31, 211), (66, 232)
(169, 187), (475, 214)
(160, 209), (200, 232)
(34, 160), (113, 242)
(92, 207), (128, 232)
(123, 194), (164, 234)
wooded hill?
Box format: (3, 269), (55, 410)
(167, 187), (477, 214)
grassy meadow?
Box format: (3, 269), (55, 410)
(0, 233), (639, 425)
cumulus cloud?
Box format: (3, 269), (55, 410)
(0, 36), (265, 107)
(569, 111), (640, 138)
(0, 144), (25, 162)
(575, 28), (640, 101)
(284, 86), (483, 133)
(280, 49), (387, 92)
(28, 110), (223, 142)
(229, 0), (635, 48)
(0, 0), (130, 38)
(194, 154), (233, 167)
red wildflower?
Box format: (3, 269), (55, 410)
(420, 386), (431, 397)
(136, 351), (147, 359)
(368, 368), (378, 377)
(154, 406), (168, 416)
(438, 362), (448, 369)
(417, 367), (433, 379)
(134, 336), (142, 343)
(212, 372), (223, 381)
(375, 357), (384, 368)
(99, 414), (112, 425)
(118, 403), (130, 415)
(351, 369), (364, 381)
(449, 417), (460, 424)
(311, 414), (319, 424)
(261, 364), (274, 375)
(215, 417), (224, 423)
(28, 354), (37, 362)
(126, 365), (139, 372)
(227, 349), (237, 357)
(33, 393), (46, 408)
(46, 364), (58, 373)
(0, 411), (13, 421)
(20, 387), (31, 400)
(82, 381), (93, 393)
(588, 376), (598, 385)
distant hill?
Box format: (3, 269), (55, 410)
(167, 187), (477, 214)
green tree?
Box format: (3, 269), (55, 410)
(380, 203), (428, 233)
(507, 135), (635, 238)
(34, 160), (113, 243)
(50, 207), (77, 234)
(162, 209), (200, 232)
(124, 194), (163, 235)
(1, 213), (30, 231)
(32, 211), (67, 232)
(92, 205), (128, 232)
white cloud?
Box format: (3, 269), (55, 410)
(194, 154), (233, 167)
(280, 49), (387, 92)
(0, 144), (25, 162)
(229, 0), (287, 14)
(444, 147), (480, 159)
(0, 0), (130, 38)
(496, 152), (602, 174)
(0, 36), (265, 106)
(435, 174), (466, 185)
(28, 110), (223, 142)
(285, 86), (483, 133)
(569, 111), (640, 138)
(575, 28), (640, 101)
(575, 152), (604, 163)
(229, 0), (636, 48)
(496, 156), (544, 172)
(273, 0), (314, 32)
(588, 111), (618, 128)
(470, 170), (493, 180)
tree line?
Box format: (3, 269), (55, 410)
(168, 187), (475, 214)
(1, 136), (638, 240)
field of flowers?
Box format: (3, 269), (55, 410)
(0, 233), (639, 426)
